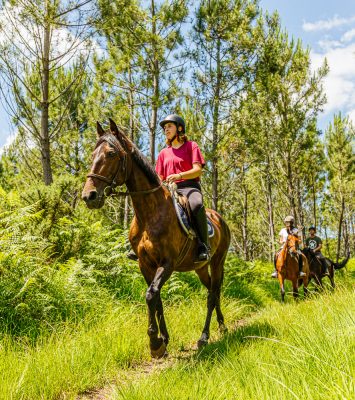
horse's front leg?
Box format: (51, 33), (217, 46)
(278, 273), (285, 302)
(146, 264), (173, 358)
(156, 295), (169, 345)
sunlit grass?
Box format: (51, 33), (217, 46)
(112, 286), (355, 400)
(0, 259), (353, 400)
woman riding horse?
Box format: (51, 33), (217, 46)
(127, 114), (209, 262)
(156, 114), (209, 261)
(81, 118), (230, 358)
(275, 232), (309, 302)
(272, 215), (306, 278)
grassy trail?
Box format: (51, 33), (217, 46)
(0, 262), (354, 400)
(80, 285), (354, 400)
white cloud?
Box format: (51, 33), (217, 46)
(303, 15), (355, 32)
(341, 28), (355, 42)
(0, 131), (16, 155)
(318, 39), (342, 52)
(348, 109), (355, 124)
(311, 43), (355, 120)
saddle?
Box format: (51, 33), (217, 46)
(167, 183), (214, 239)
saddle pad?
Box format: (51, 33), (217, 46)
(174, 201), (214, 238)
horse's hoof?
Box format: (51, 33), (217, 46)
(197, 339), (208, 349)
(150, 342), (167, 359)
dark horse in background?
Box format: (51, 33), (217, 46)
(82, 119), (231, 358)
(302, 248), (350, 289)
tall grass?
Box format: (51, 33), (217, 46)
(0, 186), (353, 399)
(0, 305), (149, 399)
(112, 286), (355, 400)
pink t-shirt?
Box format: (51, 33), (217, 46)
(155, 141), (205, 182)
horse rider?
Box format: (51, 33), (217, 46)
(271, 215), (306, 278)
(127, 114), (209, 262)
(305, 226), (329, 275)
(155, 114), (210, 261)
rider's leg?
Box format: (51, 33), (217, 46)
(271, 253), (278, 278)
(316, 253), (329, 275)
(185, 188), (210, 261)
(193, 206), (209, 261)
(298, 250), (306, 277)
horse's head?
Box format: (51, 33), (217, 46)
(82, 119), (133, 209)
(287, 234), (299, 257)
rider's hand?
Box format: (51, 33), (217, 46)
(166, 173), (182, 183)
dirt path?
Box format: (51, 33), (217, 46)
(76, 347), (195, 400)
(76, 318), (250, 400)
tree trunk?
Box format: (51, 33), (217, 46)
(41, 13), (53, 185)
(124, 66), (135, 229)
(311, 175), (317, 227)
(286, 154), (296, 219)
(241, 179), (248, 261)
(149, 0), (159, 164)
(211, 37), (221, 211)
(336, 195), (345, 263)
(266, 169), (275, 262)
(343, 219), (349, 257)
(296, 175), (305, 246)
(324, 225), (330, 257)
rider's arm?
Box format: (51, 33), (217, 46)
(315, 243), (322, 252)
(179, 163), (202, 180)
(166, 163), (202, 182)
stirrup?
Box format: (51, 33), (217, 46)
(127, 250), (138, 261)
(196, 243), (210, 262)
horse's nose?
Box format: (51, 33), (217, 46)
(82, 190), (98, 203)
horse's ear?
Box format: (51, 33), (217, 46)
(96, 121), (105, 137)
(109, 118), (119, 136)
(109, 118), (133, 152)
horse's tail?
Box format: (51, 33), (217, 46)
(333, 250), (350, 270)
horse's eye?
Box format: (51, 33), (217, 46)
(107, 151), (116, 158)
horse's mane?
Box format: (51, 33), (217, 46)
(131, 145), (161, 185)
(116, 125), (161, 186)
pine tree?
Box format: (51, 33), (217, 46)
(0, 0), (94, 184)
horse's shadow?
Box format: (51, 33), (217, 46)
(173, 320), (277, 363)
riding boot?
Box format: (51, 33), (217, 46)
(193, 207), (210, 261)
(298, 252), (306, 277)
(320, 258), (329, 275)
(271, 254), (278, 278)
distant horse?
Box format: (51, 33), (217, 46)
(82, 119), (231, 358)
(275, 233), (309, 302)
(302, 248), (350, 289)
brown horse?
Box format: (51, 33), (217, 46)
(302, 248), (350, 289)
(275, 234), (309, 302)
(82, 119), (231, 358)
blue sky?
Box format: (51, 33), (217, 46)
(1, 0), (355, 149)
(260, 0), (355, 131)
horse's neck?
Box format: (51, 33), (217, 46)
(280, 239), (289, 261)
(126, 162), (170, 224)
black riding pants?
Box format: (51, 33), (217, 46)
(176, 180), (203, 216)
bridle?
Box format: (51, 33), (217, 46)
(87, 134), (161, 197)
